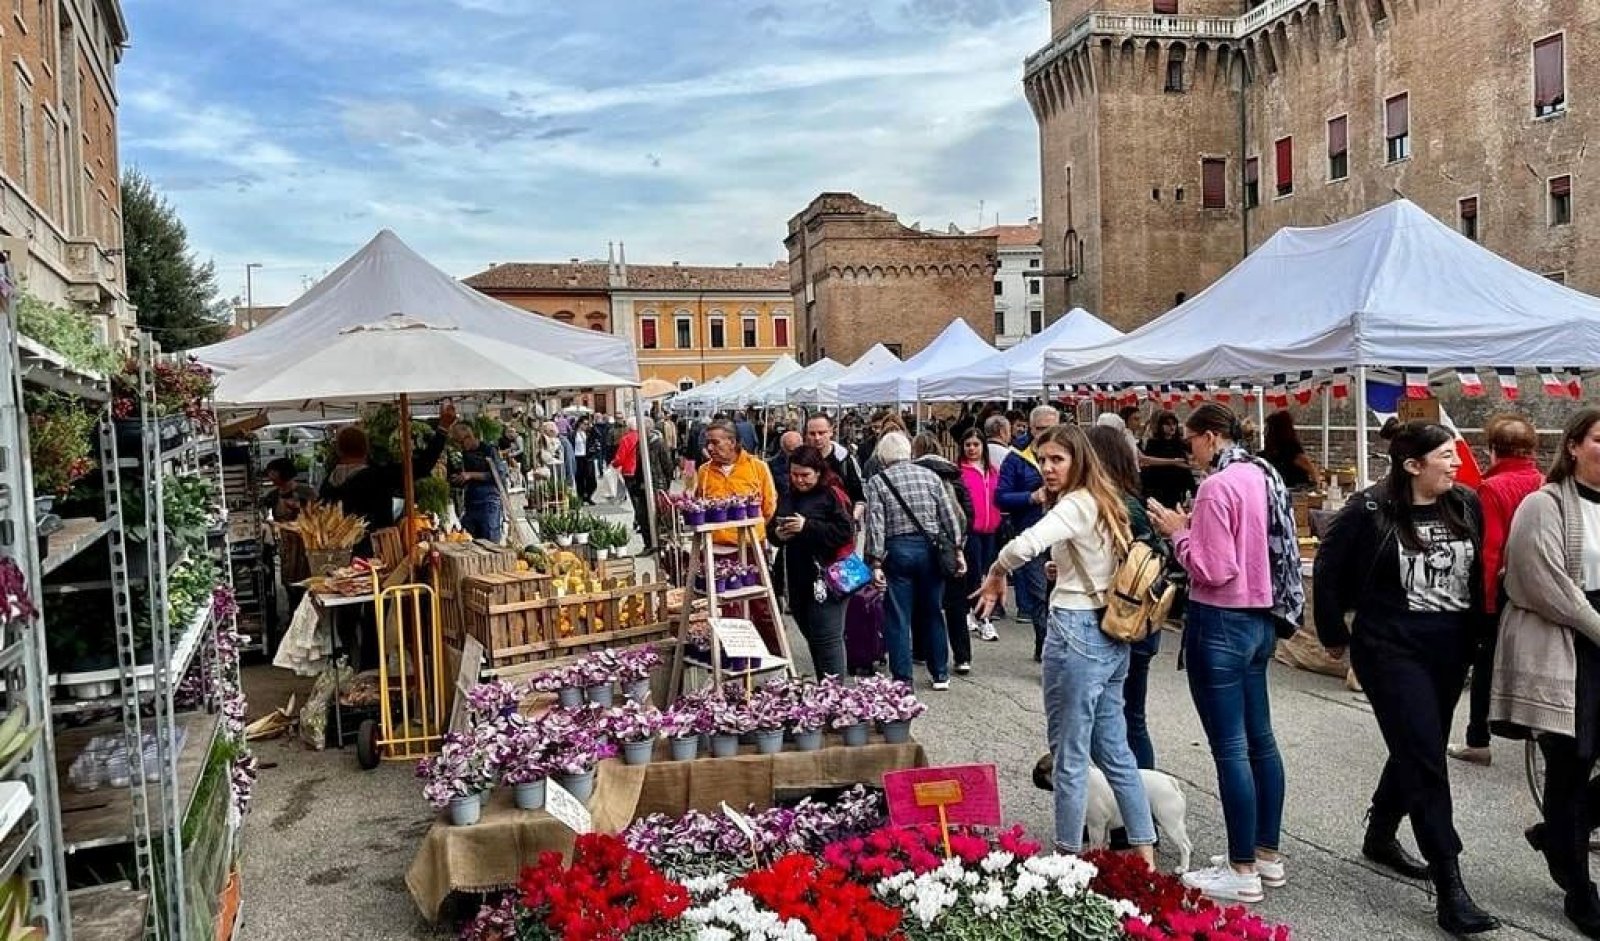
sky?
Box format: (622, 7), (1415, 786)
(119, 0), (1045, 307)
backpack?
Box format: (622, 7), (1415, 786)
(1064, 533), (1177, 644)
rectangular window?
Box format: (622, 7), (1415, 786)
(1028, 258), (1040, 268)
(1153, 0), (1177, 12)
(1030, 309), (1044, 334)
(1535, 34), (1566, 117)
(742, 317), (757, 348)
(641, 317), (658, 349)
(1201, 158), (1226, 209)
(1458, 197), (1478, 241)
(1164, 52), (1184, 93)
(675, 317), (691, 349)
(1385, 93), (1410, 162)
(773, 316), (789, 348)
(1274, 137), (1293, 196)
(1028, 278), (1041, 296)
(994, 310), (1005, 336)
(993, 279), (1003, 296)
(709, 318), (725, 349)
(1244, 156), (1260, 208)
(1327, 115), (1348, 180)
(1550, 175), (1572, 226)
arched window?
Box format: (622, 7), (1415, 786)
(553, 310), (575, 323)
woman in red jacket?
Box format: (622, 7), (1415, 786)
(1450, 414), (1545, 766)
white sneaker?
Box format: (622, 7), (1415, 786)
(1182, 864), (1264, 903)
(978, 620), (999, 642)
(1209, 854), (1285, 888)
(931, 679), (951, 691)
(966, 613), (981, 634)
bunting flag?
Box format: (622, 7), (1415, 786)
(1568, 368), (1584, 399)
(1456, 369), (1484, 397)
(1494, 367), (1519, 400)
(1331, 375), (1350, 400)
(1294, 385), (1315, 406)
(1403, 369), (1430, 399)
(1539, 367), (1566, 398)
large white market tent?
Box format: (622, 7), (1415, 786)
(920, 308), (1120, 401)
(836, 320), (994, 405)
(193, 229), (639, 382)
(716, 355), (802, 408)
(757, 357), (842, 406)
(792, 345), (902, 406)
(672, 366), (757, 412)
(1041, 199), (1600, 389)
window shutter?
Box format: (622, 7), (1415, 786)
(1535, 35), (1564, 108)
(1244, 157), (1259, 184)
(1459, 197), (1478, 218)
(1385, 94), (1408, 136)
(641, 319), (657, 348)
(1275, 137), (1293, 188)
(1551, 175), (1572, 197)
(1327, 116), (1347, 156)
(1153, 0), (1178, 12)
(774, 318), (789, 348)
(1201, 159), (1226, 209)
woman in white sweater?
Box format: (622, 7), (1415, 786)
(973, 424), (1154, 862)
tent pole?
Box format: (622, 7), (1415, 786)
(1254, 392), (1265, 453)
(399, 392), (417, 555)
(1321, 383), (1332, 476)
(1355, 367), (1371, 490)
(634, 389), (657, 549)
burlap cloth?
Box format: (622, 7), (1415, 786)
(406, 737), (928, 920)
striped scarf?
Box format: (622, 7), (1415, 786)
(1215, 446), (1306, 633)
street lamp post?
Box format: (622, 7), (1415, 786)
(244, 262), (263, 329)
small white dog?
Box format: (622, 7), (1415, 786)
(1085, 766), (1193, 873)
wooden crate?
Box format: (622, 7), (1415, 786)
(461, 570), (673, 676)
(435, 541), (518, 643)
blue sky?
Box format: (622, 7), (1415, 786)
(120, 0), (1044, 305)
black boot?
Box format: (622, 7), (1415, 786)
(1526, 823), (1571, 891)
(1568, 883), (1600, 938)
(1432, 858), (1500, 936)
(1362, 810), (1430, 880)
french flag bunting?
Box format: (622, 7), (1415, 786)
(1331, 375), (1350, 400)
(1404, 369), (1430, 399)
(1294, 385), (1315, 406)
(1494, 368), (1519, 400)
(1539, 367), (1566, 398)
(1568, 368), (1585, 399)
(1456, 369), (1484, 397)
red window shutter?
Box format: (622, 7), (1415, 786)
(1153, 0), (1178, 12)
(1201, 159), (1226, 209)
(1459, 197), (1478, 218)
(774, 318), (789, 348)
(1385, 94), (1409, 136)
(1244, 156), (1259, 184)
(641, 319), (657, 348)
(1327, 116), (1348, 156)
(1551, 175), (1572, 197)
(1275, 137), (1293, 188)
(1535, 35), (1565, 108)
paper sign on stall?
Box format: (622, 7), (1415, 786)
(710, 618), (772, 660)
(544, 780), (593, 835)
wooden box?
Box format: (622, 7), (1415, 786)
(434, 541), (518, 643)
(460, 570), (673, 677)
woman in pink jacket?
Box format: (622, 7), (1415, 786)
(958, 428), (1003, 641)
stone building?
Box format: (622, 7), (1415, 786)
(463, 249), (793, 398)
(1, 0), (131, 334)
(1024, 0), (1598, 331)
(785, 193), (998, 365)
(974, 220), (1044, 349)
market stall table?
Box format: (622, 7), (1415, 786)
(406, 737), (928, 920)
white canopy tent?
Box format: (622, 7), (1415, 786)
(759, 357), (842, 407)
(836, 320), (994, 405)
(673, 366), (757, 413)
(919, 308), (1120, 401)
(792, 344), (902, 407)
(193, 229), (638, 382)
(715, 355), (802, 409)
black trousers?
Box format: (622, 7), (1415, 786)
(1539, 734), (1600, 896)
(1352, 625), (1471, 863)
(576, 457), (597, 503)
(1464, 621), (1498, 748)
(943, 578), (972, 667)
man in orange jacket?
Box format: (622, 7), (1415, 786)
(693, 419), (778, 545)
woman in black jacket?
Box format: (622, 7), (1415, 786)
(319, 404), (456, 553)
(772, 445), (857, 678)
(1314, 422), (1498, 936)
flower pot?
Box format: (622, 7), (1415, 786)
(621, 739), (655, 766)
(727, 503), (747, 521)
(513, 779), (547, 811)
(683, 510), (706, 527)
(882, 720), (912, 744)
(626, 679), (652, 705)
(575, 532), (590, 545)
(555, 769), (597, 803)
(793, 729), (823, 752)
(754, 728), (784, 755)
(596, 548), (611, 561)
(738, 730), (758, 745)
(742, 570), (761, 587)
(584, 683), (614, 707)
(447, 794), (482, 826)
(716, 578), (733, 594)
(839, 723), (869, 747)
(723, 656), (754, 673)
(669, 735), (700, 761)
(706, 506), (728, 524)
(709, 733), (740, 758)
(556, 535), (573, 547)
(557, 686), (584, 709)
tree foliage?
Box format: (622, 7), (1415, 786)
(121, 168), (229, 349)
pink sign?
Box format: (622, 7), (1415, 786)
(883, 764), (1002, 829)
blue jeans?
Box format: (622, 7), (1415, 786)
(1183, 601), (1285, 864)
(884, 535), (948, 683)
(461, 499), (504, 542)
(1042, 607), (1155, 853)
(1125, 646), (1157, 770)
(1013, 555), (1049, 653)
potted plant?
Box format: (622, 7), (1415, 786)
(418, 734), (496, 825)
(675, 496), (707, 528)
(573, 513), (591, 545)
(859, 676), (926, 744)
(660, 699), (706, 761)
(746, 689), (790, 756)
(501, 718), (551, 811)
(530, 665), (584, 709)
(604, 700), (662, 766)
(25, 391), (97, 499)
(546, 727), (615, 803)
(704, 498), (729, 525)
(617, 646), (660, 704)
(830, 685), (873, 747)
(741, 564), (761, 588)
(789, 681), (837, 752)
(706, 698), (753, 758)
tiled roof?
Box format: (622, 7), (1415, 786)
(971, 224), (1041, 247)
(463, 261), (789, 293)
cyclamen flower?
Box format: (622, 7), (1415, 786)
(210, 585), (239, 621)
(465, 680), (524, 722)
(601, 699), (662, 743)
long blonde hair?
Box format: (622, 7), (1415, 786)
(1034, 424), (1132, 551)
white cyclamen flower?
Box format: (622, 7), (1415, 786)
(981, 850), (1015, 873)
(972, 878), (1010, 917)
(1107, 897), (1145, 922)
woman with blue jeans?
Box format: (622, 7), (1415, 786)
(975, 424), (1155, 864)
(1149, 404), (1303, 904)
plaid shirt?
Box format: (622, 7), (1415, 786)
(863, 461), (961, 564)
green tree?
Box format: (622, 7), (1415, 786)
(121, 168), (230, 349)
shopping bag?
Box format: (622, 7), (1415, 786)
(844, 586), (886, 675)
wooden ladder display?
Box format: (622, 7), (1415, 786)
(668, 517), (795, 695)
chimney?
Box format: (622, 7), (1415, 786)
(607, 241), (616, 271)
(1028, 216), (1039, 225)
(570, 257), (579, 264)
(672, 261), (680, 267)
(610, 241), (628, 288)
